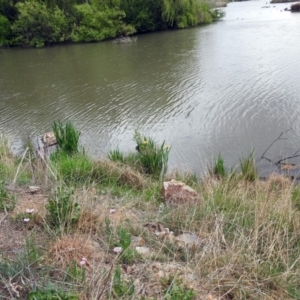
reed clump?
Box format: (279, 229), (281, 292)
(52, 120), (81, 155)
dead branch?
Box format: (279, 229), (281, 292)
(261, 128), (300, 167)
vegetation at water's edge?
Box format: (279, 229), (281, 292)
(0, 0), (225, 48)
(270, 0), (297, 3)
(2, 122), (300, 299)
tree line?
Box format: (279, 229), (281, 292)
(0, 0), (224, 47)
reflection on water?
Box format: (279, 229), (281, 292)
(0, 0), (300, 175)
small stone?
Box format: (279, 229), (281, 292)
(109, 209), (116, 214)
(29, 186), (42, 194)
(175, 233), (202, 249)
(157, 270), (165, 278)
(24, 218), (30, 222)
(135, 246), (150, 255)
(113, 247), (122, 253)
(26, 208), (34, 214)
(42, 132), (57, 147)
(79, 260), (86, 266)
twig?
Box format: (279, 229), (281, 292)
(97, 263), (114, 300)
(259, 128), (300, 167)
(261, 128), (292, 160)
(0, 212), (8, 225)
(13, 147), (28, 186)
(277, 154), (300, 165)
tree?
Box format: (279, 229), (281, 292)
(11, 0), (68, 47)
(71, 3), (134, 42)
(0, 14), (10, 45)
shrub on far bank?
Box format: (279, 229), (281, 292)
(71, 4), (135, 42)
(0, 14), (10, 46)
(291, 3), (300, 11)
(10, 1), (68, 47)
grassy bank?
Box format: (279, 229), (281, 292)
(1, 124), (300, 299)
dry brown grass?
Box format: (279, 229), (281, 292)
(94, 160), (148, 189)
(48, 235), (96, 269)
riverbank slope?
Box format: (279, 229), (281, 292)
(1, 129), (300, 299)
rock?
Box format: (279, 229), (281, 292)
(175, 233), (203, 249)
(162, 180), (202, 204)
(131, 236), (145, 247)
(135, 246), (150, 255)
(28, 186), (42, 194)
(42, 132), (57, 147)
(144, 222), (173, 238)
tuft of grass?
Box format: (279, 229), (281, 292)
(116, 226), (140, 264)
(240, 151), (257, 181)
(65, 260), (86, 284)
(108, 148), (124, 163)
(29, 288), (79, 300)
(134, 130), (170, 179)
(161, 276), (196, 300)
(0, 180), (16, 211)
(52, 120), (81, 155)
(210, 153), (226, 178)
(46, 187), (80, 232)
(112, 265), (134, 298)
(51, 151), (93, 185)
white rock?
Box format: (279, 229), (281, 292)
(135, 246), (150, 255)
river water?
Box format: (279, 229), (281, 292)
(1, 1), (300, 176)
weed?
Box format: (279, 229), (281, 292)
(117, 226), (131, 250)
(105, 217), (114, 247)
(46, 188), (80, 231)
(291, 186), (300, 210)
(134, 131), (170, 178)
(108, 148), (124, 163)
(112, 265), (134, 298)
(52, 120), (81, 155)
(66, 260), (86, 284)
(115, 226), (140, 264)
(1, 238), (40, 279)
(0, 180), (16, 211)
(161, 276), (196, 300)
(240, 151), (257, 181)
(29, 288), (79, 300)
(210, 153), (226, 178)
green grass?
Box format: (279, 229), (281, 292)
(134, 131), (170, 178)
(210, 153), (226, 178)
(52, 120), (81, 155)
(0, 180), (16, 211)
(46, 187), (80, 232)
(51, 151), (93, 185)
(240, 151), (257, 181)
(108, 148), (124, 163)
